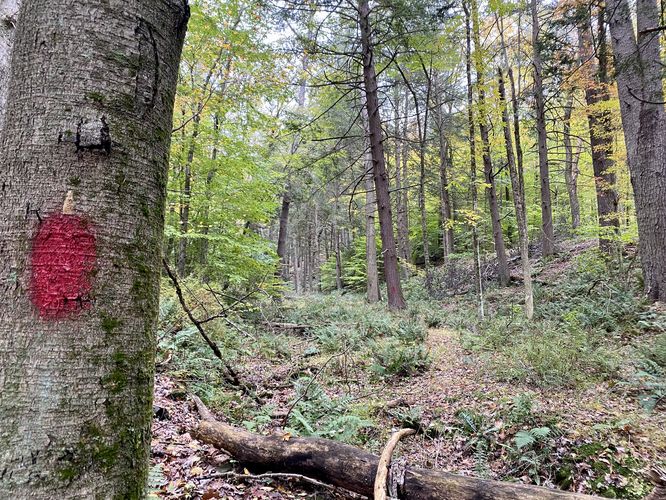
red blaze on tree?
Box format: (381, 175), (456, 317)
(30, 213), (96, 318)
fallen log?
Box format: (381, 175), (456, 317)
(193, 417), (603, 499)
(262, 321), (312, 333)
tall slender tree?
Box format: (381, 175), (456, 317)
(531, 0), (555, 256)
(576, 4), (619, 252)
(464, 1), (485, 318)
(435, 96), (454, 258)
(471, 0), (510, 286)
(358, 0), (405, 309)
(499, 67), (534, 318)
(562, 96), (582, 230)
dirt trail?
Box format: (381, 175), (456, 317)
(383, 326), (666, 477)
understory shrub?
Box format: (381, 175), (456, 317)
(285, 377), (373, 444)
(370, 338), (430, 378)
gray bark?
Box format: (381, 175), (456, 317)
(0, 0), (19, 131)
(498, 14), (526, 201)
(393, 86), (411, 268)
(436, 125), (454, 258)
(0, 0), (187, 497)
(399, 91), (412, 265)
(199, 113), (220, 271)
(607, 0), (666, 300)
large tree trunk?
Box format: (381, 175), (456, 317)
(607, 0), (666, 300)
(0, 0), (187, 496)
(464, 1), (485, 318)
(531, 0), (555, 256)
(194, 417), (603, 500)
(563, 97), (581, 231)
(471, 0), (509, 287)
(499, 67), (534, 319)
(359, 0), (405, 309)
(577, 7), (619, 253)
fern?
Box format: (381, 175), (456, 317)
(514, 427), (551, 449)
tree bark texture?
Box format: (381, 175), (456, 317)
(498, 14), (526, 202)
(359, 0), (405, 309)
(607, 0), (666, 300)
(398, 90), (412, 266)
(433, 75), (454, 257)
(194, 419), (604, 500)
(0, 0), (19, 131)
(0, 0), (188, 497)
(531, 0), (555, 256)
(577, 9), (619, 252)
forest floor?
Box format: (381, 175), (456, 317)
(149, 240), (666, 499)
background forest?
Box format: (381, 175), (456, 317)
(153, 0), (666, 497)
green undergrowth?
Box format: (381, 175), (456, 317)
(157, 284), (440, 445)
(269, 292), (434, 379)
(445, 249), (666, 401)
(444, 394), (652, 498)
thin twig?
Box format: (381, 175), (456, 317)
(162, 258), (240, 387)
(201, 471), (337, 491)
